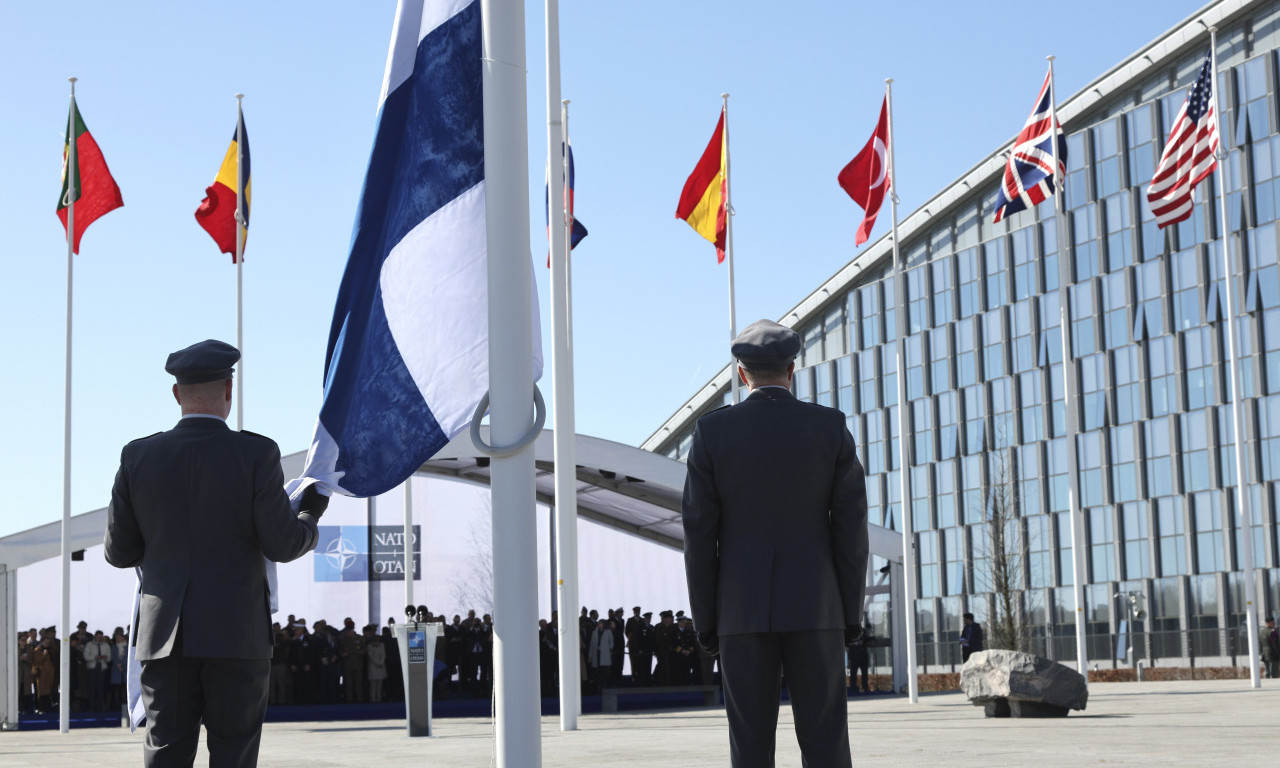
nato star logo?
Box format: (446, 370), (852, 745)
(314, 526), (369, 582)
(325, 536), (361, 572)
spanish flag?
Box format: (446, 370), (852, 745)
(195, 111), (251, 262)
(675, 109), (727, 263)
(56, 100), (123, 254)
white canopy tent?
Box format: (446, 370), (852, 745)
(0, 428), (907, 728)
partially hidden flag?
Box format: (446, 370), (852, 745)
(289, 0), (541, 500)
(992, 68), (1067, 223)
(675, 109), (728, 263)
(545, 141), (588, 267)
(1148, 50), (1218, 229)
(195, 111), (252, 261)
(838, 96), (891, 246)
(56, 99), (123, 254)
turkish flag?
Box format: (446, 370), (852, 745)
(838, 96), (891, 246)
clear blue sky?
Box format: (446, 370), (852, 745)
(0, 0), (1206, 539)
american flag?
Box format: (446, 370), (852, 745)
(993, 68), (1067, 223)
(1147, 51), (1219, 229)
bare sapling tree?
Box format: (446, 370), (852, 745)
(979, 448), (1032, 653)
(450, 497), (495, 616)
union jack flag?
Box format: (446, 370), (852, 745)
(1147, 50), (1218, 229)
(993, 68), (1067, 223)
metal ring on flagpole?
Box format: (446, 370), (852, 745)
(469, 385), (546, 458)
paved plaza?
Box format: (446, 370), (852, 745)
(5, 679), (1278, 767)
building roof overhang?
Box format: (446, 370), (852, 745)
(0, 427), (903, 571)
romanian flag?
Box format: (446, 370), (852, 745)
(195, 111), (251, 262)
(675, 109), (728, 263)
(56, 100), (123, 254)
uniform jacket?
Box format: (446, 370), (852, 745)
(634, 622), (656, 653)
(682, 387), (869, 636)
(104, 417), (319, 661)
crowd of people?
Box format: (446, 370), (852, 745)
(546, 606), (717, 696)
(13, 604), (712, 714)
(268, 603), (717, 705)
(15, 622), (129, 715)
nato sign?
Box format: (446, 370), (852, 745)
(315, 525), (421, 582)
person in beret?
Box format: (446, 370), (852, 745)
(104, 339), (329, 768)
(682, 319), (869, 768)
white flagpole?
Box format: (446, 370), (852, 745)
(885, 79), (920, 703)
(563, 112), (576, 353)
(722, 94), (739, 405)
(1207, 27), (1262, 689)
(545, 0), (581, 728)
(404, 478), (414, 610)
(481, 0), (541, 763)
(59, 75), (77, 735)
(234, 94), (245, 431)
(558, 97), (583, 722)
(1047, 56), (1091, 678)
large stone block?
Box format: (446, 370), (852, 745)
(960, 649), (1088, 718)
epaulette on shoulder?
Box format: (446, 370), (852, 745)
(126, 431), (163, 446)
(237, 429), (273, 442)
(698, 404), (732, 421)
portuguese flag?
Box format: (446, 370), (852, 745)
(57, 100), (123, 254)
(675, 108), (728, 263)
(195, 111), (251, 262)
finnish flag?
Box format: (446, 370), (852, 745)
(293, 0), (541, 500)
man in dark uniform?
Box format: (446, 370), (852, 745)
(683, 319), (869, 768)
(625, 606), (643, 649)
(104, 339), (327, 767)
(627, 609), (653, 686)
(610, 608), (626, 685)
(653, 610), (675, 685)
(673, 616), (697, 685)
(311, 620), (339, 703)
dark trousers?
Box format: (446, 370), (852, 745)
(630, 651), (652, 685)
(139, 656), (270, 768)
(719, 630), (851, 768)
(592, 663), (612, 691)
(86, 666), (106, 711)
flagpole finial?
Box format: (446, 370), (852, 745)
(562, 99), (569, 107)
(721, 92), (730, 100)
(68, 77), (77, 95)
(885, 78), (893, 85)
(235, 93), (244, 101)
(1046, 55), (1056, 63)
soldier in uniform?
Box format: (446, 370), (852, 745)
(338, 618), (366, 703)
(683, 320), (869, 768)
(653, 610), (675, 685)
(636, 612), (657, 685)
(625, 606), (643, 651)
(673, 616), (697, 685)
(610, 608), (626, 685)
(627, 609), (651, 686)
(104, 339), (327, 767)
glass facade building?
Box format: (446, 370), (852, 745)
(645, 0), (1280, 669)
